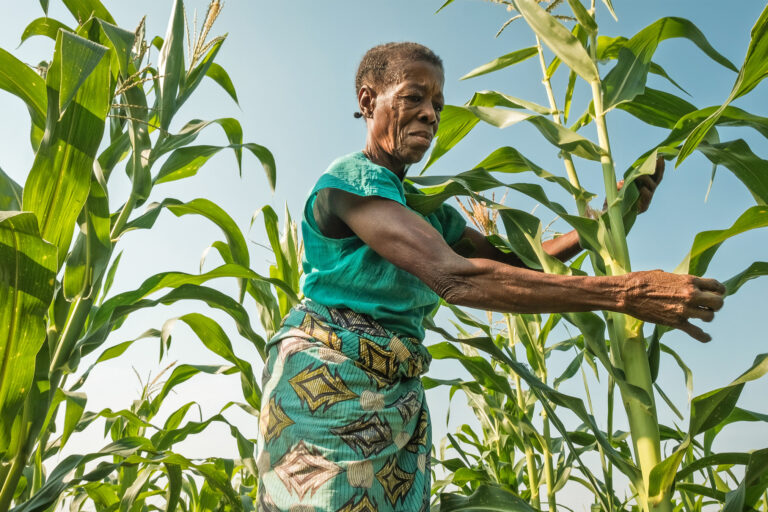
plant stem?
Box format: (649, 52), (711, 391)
(535, 36), (587, 218)
(542, 410), (557, 512)
(0, 399), (31, 511)
(505, 314), (540, 509)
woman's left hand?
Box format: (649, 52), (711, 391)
(617, 155), (665, 214)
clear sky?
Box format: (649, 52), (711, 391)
(1, 0), (766, 508)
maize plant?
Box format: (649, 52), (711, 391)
(0, 0), (301, 510)
(402, 1), (768, 511)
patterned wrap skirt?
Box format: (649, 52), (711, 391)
(256, 300), (433, 512)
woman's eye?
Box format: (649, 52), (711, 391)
(405, 95), (421, 103)
(434, 103), (444, 112)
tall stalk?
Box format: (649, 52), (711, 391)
(586, 30), (669, 512)
(505, 314), (541, 509)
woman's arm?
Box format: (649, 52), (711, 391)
(456, 226), (581, 267)
(460, 156), (668, 266)
(326, 187), (724, 342)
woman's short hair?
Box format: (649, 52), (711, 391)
(354, 42), (443, 96)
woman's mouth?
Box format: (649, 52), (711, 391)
(409, 131), (433, 146)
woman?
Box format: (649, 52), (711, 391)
(256, 42), (725, 512)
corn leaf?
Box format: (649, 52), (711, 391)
(20, 18), (73, 45)
(0, 48), (48, 148)
(154, 143), (275, 191)
(0, 212), (57, 458)
(678, 4), (768, 164)
(423, 106), (481, 171)
(566, 0), (597, 35)
(157, 0), (185, 132)
(61, 0), (116, 25)
(676, 206), (768, 276)
(63, 172), (111, 300)
(204, 62), (239, 106)
(616, 87), (697, 129)
(696, 140), (768, 205)
(22, 30), (110, 267)
(511, 0), (599, 82)
(460, 47), (538, 80)
(0, 167), (22, 211)
(439, 483), (538, 511)
(690, 353), (768, 436)
(163, 314), (260, 409)
(723, 261), (768, 296)
(603, 17), (736, 110)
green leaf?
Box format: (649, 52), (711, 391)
(157, 0), (185, 132)
(435, 0), (456, 13)
(59, 30), (109, 114)
(0, 48), (48, 148)
(689, 353), (768, 436)
(0, 212), (57, 457)
(697, 139), (768, 205)
(676, 206), (768, 275)
(678, 4), (768, 164)
(723, 261), (768, 296)
(63, 172), (111, 300)
(60, 389), (87, 446)
(423, 105), (480, 171)
(205, 62), (239, 105)
(439, 484), (538, 511)
(566, 0), (597, 34)
(616, 87), (697, 129)
(154, 142), (275, 191)
(676, 452), (751, 482)
(460, 47), (538, 80)
(39, 0), (49, 14)
(603, 17), (736, 109)
(511, 0), (598, 82)
(61, 0), (116, 25)
(554, 351), (584, 389)
(20, 18), (73, 45)
(177, 39), (225, 110)
(22, 30), (111, 268)
(0, 167), (23, 211)
(164, 313), (260, 409)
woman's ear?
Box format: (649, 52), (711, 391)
(358, 85), (376, 119)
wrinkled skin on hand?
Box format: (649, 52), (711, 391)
(622, 270), (726, 343)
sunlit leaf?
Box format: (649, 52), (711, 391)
(0, 212), (57, 457)
(678, 4), (768, 164)
(511, 0), (599, 82)
(460, 47), (538, 80)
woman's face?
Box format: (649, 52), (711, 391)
(361, 60), (445, 170)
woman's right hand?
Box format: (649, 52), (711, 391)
(620, 270), (726, 342)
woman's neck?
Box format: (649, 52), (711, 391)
(362, 144), (406, 180)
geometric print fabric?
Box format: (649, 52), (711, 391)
(256, 300), (433, 511)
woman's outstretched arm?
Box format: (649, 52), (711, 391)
(323, 186), (724, 342)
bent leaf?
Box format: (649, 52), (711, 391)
(603, 16), (736, 109)
(512, 0), (599, 82)
(676, 206), (768, 276)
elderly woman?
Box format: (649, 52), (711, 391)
(256, 42), (725, 512)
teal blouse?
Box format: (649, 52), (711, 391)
(301, 151), (467, 340)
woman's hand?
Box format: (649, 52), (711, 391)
(616, 155), (665, 214)
(620, 270), (726, 342)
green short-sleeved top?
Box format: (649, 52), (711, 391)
(301, 151), (467, 340)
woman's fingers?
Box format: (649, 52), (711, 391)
(685, 304), (716, 322)
(693, 276), (727, 295)
(694, 290), (725, 311)
(678, 320), (711, 343)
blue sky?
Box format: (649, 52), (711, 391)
(1, 0), (766, 507)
